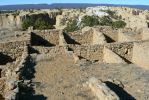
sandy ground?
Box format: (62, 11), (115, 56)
(32, 54), (149, 100)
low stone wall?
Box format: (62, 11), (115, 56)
(98, 26), (118, 42)
(32, 46), (67, 55)
(0, 40), (29, 60)
(31, 30), (61, 46)
(68, 44), (104, 61)
(68, 41), (134, 62)
(68, 29), (93, 45)
(105, 42), (134, 61)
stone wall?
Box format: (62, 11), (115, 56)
(68, 29), (93, 45)
(32, 46), (67, 55)
(0, 40), (29, 60)
(98, 26), (118, 42)
(31, 30), (61, 46)
(105, 42), (134, 61)
(68, 41), (134, 62)
(68, 44), (104, 61)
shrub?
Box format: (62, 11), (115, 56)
(105, 10), (116, 17)
(22, 16), (54, 30)
(34, 18), (54, 30)
(81, 15), (99, 27)
(112, 20), (126, 28)
(22, 17), (34, 30)
(64, 19), (79, 32)
(99, 16), (113, 26)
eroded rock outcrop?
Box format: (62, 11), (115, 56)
(87, 77), (120, 100)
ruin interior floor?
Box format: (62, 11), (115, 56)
(26, 54), (149, 100)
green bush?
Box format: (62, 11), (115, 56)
(22, 16), (54, 30)
(81, 15), (99, 27)
(64, 19), (79, 32)
(64, 14), (126, 32)
(22, 17), (34, 30)
(99, 16), (113, 26)
(105, 10), (116, 17)
(34, 18), (54, 30)
(112, 20), (126, 28)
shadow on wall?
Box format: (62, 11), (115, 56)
(0, 53), (14, 65)
(147, 23), (149, 28)
(63, 32), (81, 45)
(28, 46), (40, 54)
(103, 34), (115, 43)
(19, 55), (47, 100)
(31, 32), (55, 47)
(105, 81), (136, 100)
(0, 94), (5, 100)
(0, 69), (2, 78)
(19, 84), (47, 100)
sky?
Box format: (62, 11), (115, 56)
(0, 0), (149, 5)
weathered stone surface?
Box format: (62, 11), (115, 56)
(103, 47), (126, 64)
(55, 15), (67, 29)
(92, 28), (107, 45)
(142, 28), (149, 40)
(132, 41), (149, 69)
(118, 30), (137, 42)
(88, 77), (120, 100)
(0, 78), (5, 94)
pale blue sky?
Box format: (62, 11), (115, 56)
(0, 0), (149, 5)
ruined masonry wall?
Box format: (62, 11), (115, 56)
(68, 45), (104, 61)
(32, 30), (60, 45)
(0, 40), (29, 60)
(32, 46), (67, 55)
(105, 42), (134, 61)
(68, 42), (133, 62)
(69, 30), (93, 44)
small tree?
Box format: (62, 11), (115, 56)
(64, 19), (79, 32)
(34, 17), (53, 30)
(112, 20), (126, 28)
(22, 17), (34, 30)
(22, 16), (54, 30)
(105, 10), (116, 17)
(81, 15), (99, 27)
(99, 16), (113, 26)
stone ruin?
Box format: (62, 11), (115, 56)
(0, 25), (149, 99)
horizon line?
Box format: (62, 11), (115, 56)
(0, 3), (149, 6)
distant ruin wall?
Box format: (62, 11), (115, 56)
(0, 14), (22, 30)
